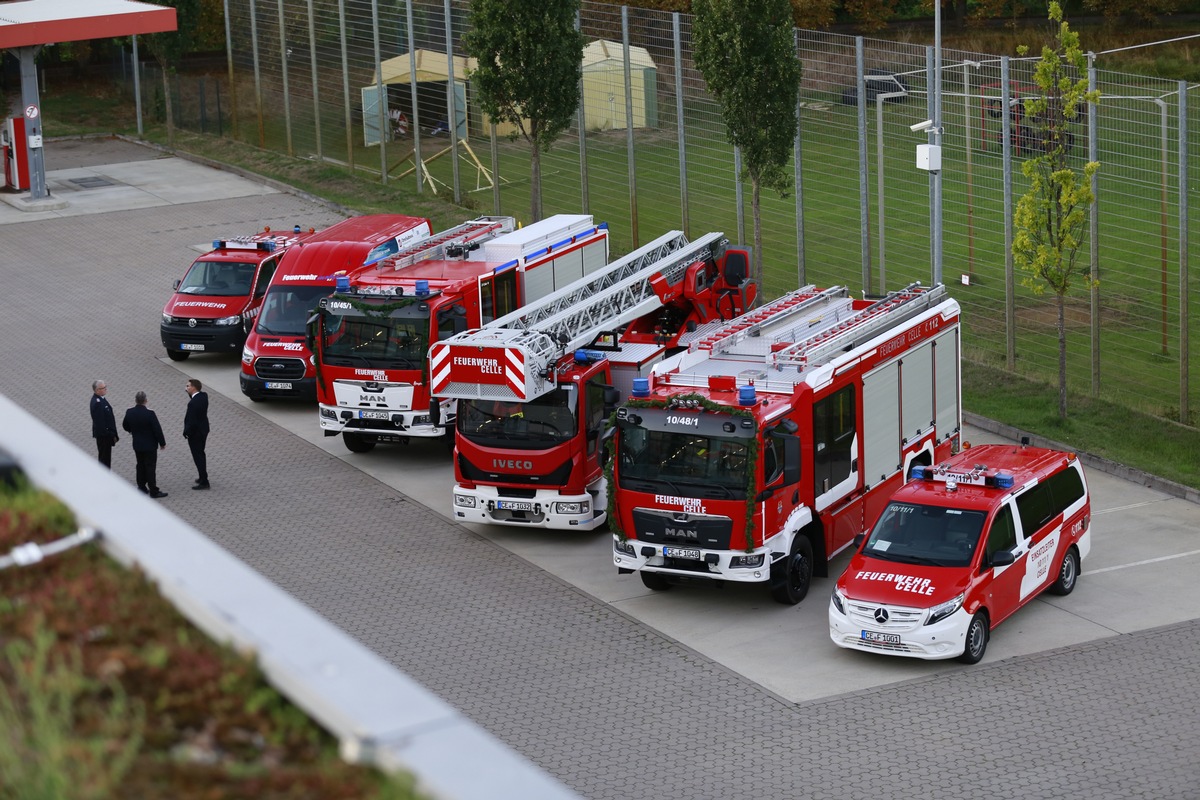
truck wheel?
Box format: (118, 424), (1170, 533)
(1048, 546), (1080, 596)
(166, 349), (190, 361)
(344, 433), (376, 453)
(640, 571), (672, 591)
(770, 535), (813, 606)
(958, 612), (989, 664)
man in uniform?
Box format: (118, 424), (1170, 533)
(89, 380), (118, 468)
(122, 391), (167, 498)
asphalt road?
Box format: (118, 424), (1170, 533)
(2, 137), (1199, 799)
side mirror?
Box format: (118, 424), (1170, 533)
(603, 386), (620, 416)
(173, 279), (181, 290)
(429, 397), (442, 427)
(304, 312), (319, 353)
(853, 532), (865, 548)
(990, 550), (1016, 568)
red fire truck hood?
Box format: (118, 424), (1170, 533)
(839, 552), (971, 607)
(164, 294), (245, 318)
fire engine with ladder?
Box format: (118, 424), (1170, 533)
(609, 282), (962, 604)
(310, 214), (609, 452)
(429, 230), (755, 531)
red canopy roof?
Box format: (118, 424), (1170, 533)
(0, 0), (176, 49)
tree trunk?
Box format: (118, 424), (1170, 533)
(160, 63), (175, 148)
(751, 176), (763, 294)
(529, 143), (542, 223)
(1057, 292), (1067, 419)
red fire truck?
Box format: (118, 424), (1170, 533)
(239, 214), (432, 402)
(310, 215), (609, 452)
(161, 225), (315, 361)
(430, 230), (755, 531)
(609, 283), (962, 604)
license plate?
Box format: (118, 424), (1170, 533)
(861, 630), (901, 645)
(181, 343), (205, 351)
(264, 381), (292, 390)
(497, 500), (533, 511)
(663, 547), (702, 561)
(359, 410), (390, 420)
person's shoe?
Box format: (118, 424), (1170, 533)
(192, 482), (210, 490)
(149, 490), (168, 499)
(193, 478), (203, 485)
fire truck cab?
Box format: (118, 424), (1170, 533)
(239, 214), (432, 401)
(829, 442), (1091, 664)
(161, 226), (314, 361)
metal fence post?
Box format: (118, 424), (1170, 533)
(338, 0), (353, 171)
(623, 6), (639, 246)
(277, 0), (293, 155)
(1002, 56), (1015, 370)
(250, 0), (264, 147)
(926, 46), (936, 286)
(577, 10), (588, 215)
(1088, 53), (1100, 394)
(794, 28), (805, 288)
(223, 0), (238, 139)
(445, 0), (462, 203)
(734, 146), (744, 246)
(1179, 80), (1190, 423)
(674, 12), (689, 238)
(856, 38), (870, 291)
(132, 34), (143, 136)
(307, 0), (322, 160)
(373, 0), (386, 182)
(407, 0), (422, 192)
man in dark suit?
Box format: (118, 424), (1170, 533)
(89, 379), (119, 468)
(122, 391), (167, 498)
(184, 378), (210, 490)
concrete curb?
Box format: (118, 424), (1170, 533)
(964, 411), (1200, 505)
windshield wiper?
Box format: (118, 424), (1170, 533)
(671, 478), (734, 499)
(326, 352), (371, 367)
(869, 552), (946, 567)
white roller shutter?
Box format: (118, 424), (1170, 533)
(552, 247), (584, 289)
(581, 238), (607, 278)
(934, 327), (960, 436)
(901, 341), (934, 443)
(862, 362), (900, 488)
(522, 262), (555, 305)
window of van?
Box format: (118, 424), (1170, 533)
(255, 257), (279, 297)
(986, 504), (1017, 563)
(1048, 466), (1085, 510)
(1015, 483), (1054, 537)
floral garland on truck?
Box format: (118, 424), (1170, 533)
(604, 392), (759, 552)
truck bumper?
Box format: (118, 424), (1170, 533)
(612, 537), (772, 583)
(828, 601), (969, 661)
(240, 373), (316, 402)
(318, 404), (450, 439)
(161, 323), (245, 355)
(451, 484), (606, 531)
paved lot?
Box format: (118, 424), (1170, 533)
(2, 138), (1199, 799)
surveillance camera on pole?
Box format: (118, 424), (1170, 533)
(910, 119), (935, 133)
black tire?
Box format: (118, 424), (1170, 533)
(1048, 546), (1080, 596)
(770, 535), (814, 606)
(166, 349), (190, 361)
(343, 433), (376, 453)
(958, 612), (989, 664)
(640, 571), (672, 591)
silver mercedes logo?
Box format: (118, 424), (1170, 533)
(874, 608), (889, 624)
(188, 318), (197, 328)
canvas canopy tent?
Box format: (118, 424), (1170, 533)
(580, 40), (658, 131)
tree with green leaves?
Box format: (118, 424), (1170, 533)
(692, 0), (801, 292)
(139, 0), (200, 147)
(463, 0), (585, 223)
(1012, 1), (1100, 420)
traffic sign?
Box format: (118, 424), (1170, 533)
(24, 104), (39, 120)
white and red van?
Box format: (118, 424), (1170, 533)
(829, 442), (1091, 664)
(161, 226), (315, 361)
(239, 214), (432, 401)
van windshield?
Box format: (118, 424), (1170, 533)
(256, 285), (331, 335)
(179, 260), (256, 296)
(861, 502), (986, 568)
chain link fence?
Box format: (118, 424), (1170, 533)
(119, 0), (1196, 425)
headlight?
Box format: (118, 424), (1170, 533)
(214, 315), (241, 326)
(319, 407), (336, 420)
(309, 354), (316, 366)
(925, 593), (965, 625)
(241, 347), (254, 365)
(162, 312), (173, 324)
(453, 494), (477, 508)
(831, 586), (846, 615)
(730, 554), (764, 568)
(614, 539), (635, 556)
(553, 501), (588, 515)
(413, 414), (430, 426)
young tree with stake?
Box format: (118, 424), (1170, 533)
(1012, 1), (1101, 420)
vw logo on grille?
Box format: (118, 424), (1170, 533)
(874, 608), (890, 624)
(188, 318), (197, 328)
